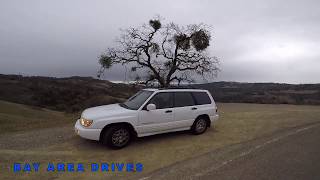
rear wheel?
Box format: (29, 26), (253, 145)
(102, 125), (131, 149)
(191, 117), (208, 135)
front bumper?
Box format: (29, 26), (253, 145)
(74, 120), (102, 141)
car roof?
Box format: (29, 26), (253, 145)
(143, 88), (208, 92)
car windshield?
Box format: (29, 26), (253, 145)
(120, 90), (153, 110)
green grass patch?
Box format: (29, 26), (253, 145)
(0, 100), (76, 134)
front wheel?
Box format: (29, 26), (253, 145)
(191, 118), (208, 135)
(102, 125), (131, 149)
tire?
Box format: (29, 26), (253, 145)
(191, 117), (208, 135)
(102, 125), (131, 149)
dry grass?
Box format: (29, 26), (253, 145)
(1, 101), (320, 179)
(0, 100), (76, 134)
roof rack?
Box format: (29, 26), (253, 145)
(158, 86), (196, 89)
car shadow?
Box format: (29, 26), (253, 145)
(135, 130), (191, 142)
(73, 128), (217, 151)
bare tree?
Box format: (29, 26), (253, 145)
(98, 17), (219, 87)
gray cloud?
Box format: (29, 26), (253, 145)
(0, 0), (319, 83)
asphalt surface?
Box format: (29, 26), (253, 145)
(136, 122), (320, 180)
(201, 123), (320, 180)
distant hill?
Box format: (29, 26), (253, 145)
(192, 82), (320, 105)
(0, 74), (139, 112)
(0, 74), (319, 112)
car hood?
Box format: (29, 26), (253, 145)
(81, 103), (135, 120)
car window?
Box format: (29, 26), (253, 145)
(147, 92), (173, 109)
(192, 92), (212, 105)
(121, 90), (153, 110)
(174, 92), (195, 107)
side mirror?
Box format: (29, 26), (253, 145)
(146, 104), (156, 111)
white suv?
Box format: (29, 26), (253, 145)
(75, 88), (219, 149)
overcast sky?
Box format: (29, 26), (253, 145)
(0, 0), (319, 84)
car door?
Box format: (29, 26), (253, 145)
(138, 92), (174, 134)
(173, 92), (198, 128)
(191, 91), (215, 116)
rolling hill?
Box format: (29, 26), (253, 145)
(0, 74), (319, 113)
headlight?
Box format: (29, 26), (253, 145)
(80, 118), (93, 127)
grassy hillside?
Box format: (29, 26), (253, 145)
(0, 74), (139, 112)
(0, 74), (319, 114)
(0, 100), (76, 134)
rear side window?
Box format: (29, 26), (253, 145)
(192, 92), (212, 105)
(174, 92), (195, 107)
(147, 92), (173, 109)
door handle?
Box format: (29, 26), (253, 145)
(165, 110), (172, 113)
(191, 107), (197, 110)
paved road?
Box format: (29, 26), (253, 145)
(201, 124), (320, 180)
(136, 123), (320, 180)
